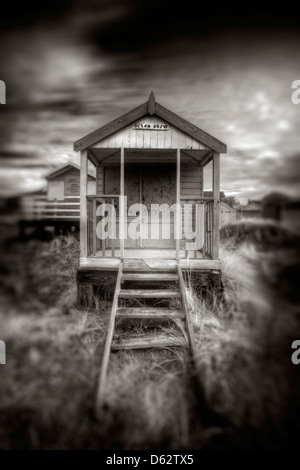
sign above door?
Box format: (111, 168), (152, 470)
(132, 122), (170, 131)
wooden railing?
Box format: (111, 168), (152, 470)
(87, 195), (120, 257)
(87, 195), (215, 260)
(21, 194), (216, 259)
(180, 197), (214, 259)
(203, 200), (214, 259)
(20, 196), (80, 221)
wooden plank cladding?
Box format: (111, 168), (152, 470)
(92, 116), (209, 150)
(74, 92), (227, 153)
(65, 168), (80, 196)
(47, 166), (95, 199)
(180, 164), (202, 198)
(96, 166), (104, 194)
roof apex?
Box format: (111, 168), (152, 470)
(73, 94), (227, 154)
(45, 162), (95, 180)
(148, 91), (156, 115)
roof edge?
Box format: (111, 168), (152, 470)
(155, 103), (227, 153)
(220, 201), (236, 212)
(74, 101), (149, 152)
(73, 94), (227, 154)
(46, 162), (95, 180)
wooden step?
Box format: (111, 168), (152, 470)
(122, 273), (178, 282)
(119, 289), (181, 299)
(111, 334), (186, 350)
(123, 259), (177, 272)
(116, 307), (185, 319)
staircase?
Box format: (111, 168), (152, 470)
(96, 262), (195, 411)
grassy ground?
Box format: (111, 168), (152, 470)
(0, 220), (299, 449)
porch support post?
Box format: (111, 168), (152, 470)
(120, 147), (125, 260)
(176, 148), (181, 262)
(95, 163), (100, 254)
(92, 198), (96, 256)
(212, 151), (220, 259)
(96, 164), (100, 195)
(80, 149), (88, 258)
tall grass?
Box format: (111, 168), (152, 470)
(0, 221), (300, 449)
(0, 234), (192, 449)
(185, 225), (300, 449)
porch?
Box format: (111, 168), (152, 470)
(80, 147), (220, 266)
(79, 251), (221, 272)
(75, 93), (226, 273)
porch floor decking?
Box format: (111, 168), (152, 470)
(79, 249), (221, 272)
(96, 249), (194, 259)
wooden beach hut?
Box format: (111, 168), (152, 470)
(19, 163), (96, 235)
(74, 92), (227, 302)
(74, 92), (227, 404)
(220, 201), (237, 227)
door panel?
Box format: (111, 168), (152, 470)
(142, 166), (176, 248)
(103, 164), (176, 249)
(104, 166), (140, 248)
(125, 167), (141, 247)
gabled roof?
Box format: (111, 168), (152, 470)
(45, 162), (96, 180)
(74, 92), (227, 154)
(220, 201), (236, 212)
(242, 201), (261, 212)
(203, 191), (226, 199)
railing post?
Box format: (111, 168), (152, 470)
(203, 202), (207, 259)
(80, 149), (88, 259)
(111, 198), (115, 258)
(212, 152), (220, 259)
(120, 148), (125, 260)
(92, 198), (96, 256)
(176, 149), (181, 262)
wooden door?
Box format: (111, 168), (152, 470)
(125, 166), (141, 247)
(142, 166), (176, 248)
(104, 164), (176, 249)
(104, 166), (140, 248)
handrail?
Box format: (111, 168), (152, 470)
(20, 196), (81, 221)
(21, 195), (80, 200)
(22, 215), (80, 220)
(24, 206), (79, 214)
(177, 264), (196, 358)
(22, 202), (79, 206)
(180, 196), (214, 201)
(86, 194), (120, 200)
(96, 262), (123, 414)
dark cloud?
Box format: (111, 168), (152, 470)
(0, 2), (300, 198)
(266, 153), (300, 186)
(87, 2), (300, 53)
(0, 1), (71, 33)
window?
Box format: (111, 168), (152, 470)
(47, 180), (64, 200)
(87, 180), (96, 195)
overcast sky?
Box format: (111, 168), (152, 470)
(0, 1), (299, 202)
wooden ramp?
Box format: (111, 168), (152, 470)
(95, 261), (195, 414)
